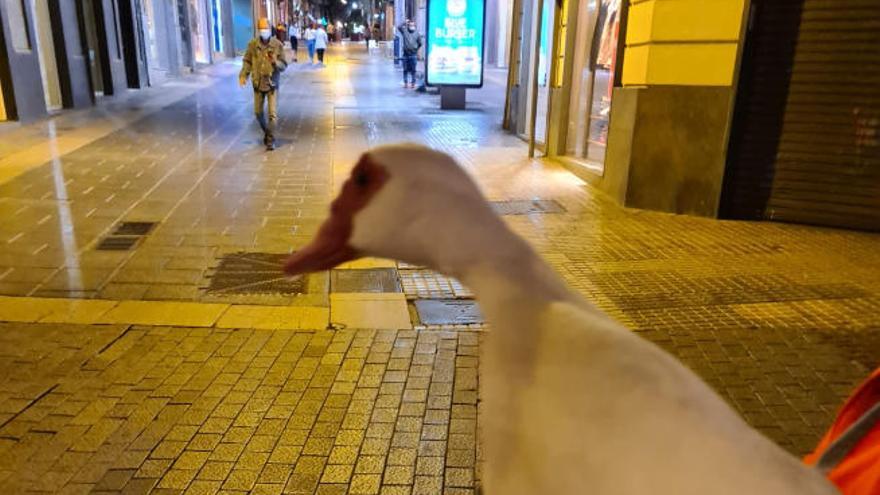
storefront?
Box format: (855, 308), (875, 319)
(504, 0), (625, 174)
(188, 0), (212, 65)
(721, 0), (880, 231)
(29, 0), (63, 111)
(0, 0), (48, 121)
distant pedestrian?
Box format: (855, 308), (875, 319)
(315, 24), (329, 65)
(305, 23), (317, 64)
(364, 25), (372, 51)
(398, 19), (422, 89)
(274, 22), (287, 43)
(239, 17), (287, 151)
(372, 24), (381, 42)
(328, 23), (337, 43)
(289, 23), (300, 61)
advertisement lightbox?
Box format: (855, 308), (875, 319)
(425, 0), (486, 88)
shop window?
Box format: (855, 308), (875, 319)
(5, 0), (33, 52)
(587, 0), (621, 161)
(564, 0), (621, 168)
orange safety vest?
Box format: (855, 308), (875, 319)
(804, 368), (880, 495)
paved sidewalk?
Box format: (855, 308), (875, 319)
(0, 45), (878, 494)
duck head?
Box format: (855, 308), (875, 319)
(284, 144), (505, 277)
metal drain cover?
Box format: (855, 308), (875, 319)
(331, 268), (401, 293)
(206, 252), (307, 295)
(113, 222), (156, 236)
(96, 236), (140, 251)
(415, 299), (484, 325)
(490, 199), (566, 215)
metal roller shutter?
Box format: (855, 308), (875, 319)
(722, 0), (880, 231)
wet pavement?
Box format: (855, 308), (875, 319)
(0, 45), (879, 494)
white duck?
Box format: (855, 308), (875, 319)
(284, 144), (837, 495)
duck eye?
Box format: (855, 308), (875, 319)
(354, 171), (369, 187)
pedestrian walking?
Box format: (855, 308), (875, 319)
(398, 20), (422, 89)
(372, 24), (381, 43)
(364, 25), (372, 51)
(274, 22), (287, 43)
(239, 18), (287, 151)
(305, 23), (317, 64)
(315, 24), (329, 65)
(289, 23), (300, 62)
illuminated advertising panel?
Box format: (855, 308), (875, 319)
(426, 0), (486, 87)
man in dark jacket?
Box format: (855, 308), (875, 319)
(239, 18), (287, 150)
(398, 20), (422, 89)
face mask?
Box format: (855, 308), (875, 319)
(259, 29), (271, 40)
(408, 26), (415, 32)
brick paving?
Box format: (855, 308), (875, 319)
(0, 45), (878, 493)
(0, 323), (480, 494)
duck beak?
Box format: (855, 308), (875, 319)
(283, 214), (360, 276)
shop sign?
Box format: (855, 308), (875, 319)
(425, 0), (486, 87)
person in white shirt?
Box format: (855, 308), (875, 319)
(314, 25), (329, 65)
(304, 23), (317, 63)
(288, 23), (301, 61)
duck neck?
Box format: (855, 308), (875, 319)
(446, 222), (581, 328)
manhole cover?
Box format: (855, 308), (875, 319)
(96, 236), (140, 251)
(490, 199), (566, 215)
(113, 222), (156, 236)
(331, 268), (401, 293)
(415, 299), (484, 325)
(206, 252), (307, 295)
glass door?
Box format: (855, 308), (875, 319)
(532, 0), (554, 147)
(81, 0), (105, 95)
(586, 0), (620, 164)
(513, 0), (537, 140)
(32, 0), (63, 110)
(189, 0), (211, 64)
(565, 0), (598, 159)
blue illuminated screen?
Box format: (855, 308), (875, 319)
(426, 0), (485, 87)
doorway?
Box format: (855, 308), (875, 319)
(189, 0), (211, 64)
(561, 0), (621, 171)
(532, 0), (554, 147)
(80, 0), (106, 95)
(30, 0), (63, 111)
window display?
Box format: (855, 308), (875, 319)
(587, 0), (620, 161)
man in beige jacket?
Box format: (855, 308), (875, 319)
(239, 18), (287, 150)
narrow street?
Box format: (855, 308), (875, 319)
(0, 45), (878, 494)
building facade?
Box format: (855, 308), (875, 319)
(0, 0), (240, 122)
(505, 0), (880, 231)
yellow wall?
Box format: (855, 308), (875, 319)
(0, 84), (6, 121)
(622, 0), (746, 86)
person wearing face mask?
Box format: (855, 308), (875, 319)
(239, 18), (288, 151)
(398, 20), (422, 89)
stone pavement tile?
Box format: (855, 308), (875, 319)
(37, 299), (119, 324)
(122, 477), (158, 495)
(0, 295), (70, 322)
(350, 474), (382, 495)
(184, 479), (223, 494)
(215, 306), (329, 330)
(98, 301), (228, 327)
(330, 294), (412, 330)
